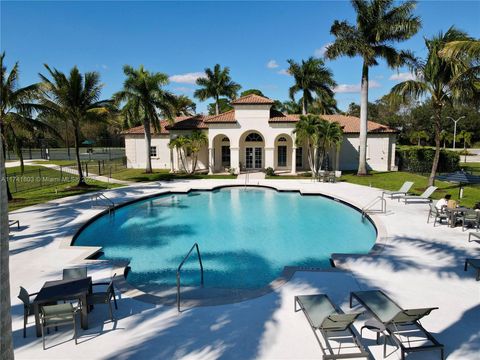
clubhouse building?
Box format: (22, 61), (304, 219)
(123, 94), (397, 174)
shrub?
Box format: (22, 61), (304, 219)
(396, 146), (460, 173)
(265, 167), (275, 176)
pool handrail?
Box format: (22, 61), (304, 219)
(176, 242), (204, 312)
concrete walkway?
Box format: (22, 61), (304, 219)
(7, 179), (480, 359)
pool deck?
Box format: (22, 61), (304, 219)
(8, 179), (480, 359)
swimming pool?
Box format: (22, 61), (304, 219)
(74, 187), (376, 291)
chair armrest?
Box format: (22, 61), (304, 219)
(92, 282), (110, 286)
(28, 292), (39, 297)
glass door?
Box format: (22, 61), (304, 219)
(245, 147), (254, 169)
(254, 147), (262, 169)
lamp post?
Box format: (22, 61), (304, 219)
(447, 116), (465, 150)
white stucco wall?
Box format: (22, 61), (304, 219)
(125, 135), (171, 169)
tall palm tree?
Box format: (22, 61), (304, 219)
(325, 0), (421, 175)
(114, 65), (175, 174)
(389, 27), (474, 186)
(287, 57), (336, 115)
(39, 65), (112, 186)
(0, 124), (14, 360)
(0, 53), (49, 200)
(194, 64), (241, 115)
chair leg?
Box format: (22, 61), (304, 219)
(113, 294), (118, 310)
(41, 323), (46, 350)
(23, 313), (27, 338)
(108, 301), (114, 321)
(464, 260), (469, 271)
(73, 314), (77, 345)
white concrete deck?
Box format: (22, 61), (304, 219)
(8, 179), (480, 359)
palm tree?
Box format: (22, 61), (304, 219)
(114, 65), (175, 174)
(0, 53), (50, 200)
(317, 119), (344, 171)
(194, 64), (241, 115)
(287, 57), (336, 115)
(389, 27), (474, 186)
(440, 130), (453, 149)
(172, 95), (196, 116)
(410, 130), (429, 146)
(293, 114), (322, 176)
(168, 131), (208, 174)
(39, 65), (112, 186)
(458, 130), (473, 162)
(0, 125), (14, 360)
(325, 0), (421, 175)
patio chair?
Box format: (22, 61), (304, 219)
(294, 294), (368, 359)
(350, 290), (444, 360)
(63, 267), (88, 281)
(382, 181), (414, 199)
(87, 274), (118, 321)
(399, 186), (438, 204)
(40, 303), (78, 350)
(460, 210), (480, 232)
(464, 258), (480, 281)
(468, 232), (480, 242)
(18, 286), (57, 338)
(427, 203), (449, 226)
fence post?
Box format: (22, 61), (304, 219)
(14, 174), (17, 193)
(85, 162), (89, 177)
(60, 165), (63, 181)
(39, 168), (43, 187)
(98, 161), (101, 175)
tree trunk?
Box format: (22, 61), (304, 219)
(0, 123), (15, 360)
(428, 109), (442, 187)
(0, 131), (13, 201)
(302, 93), (307, 115)
(357, 62), (369, 176)
(144, 118), (152, 174)
(215, 96), (219, 116)
(73, 122), (86, 186)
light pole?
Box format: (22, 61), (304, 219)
(447, 116), (465, 149)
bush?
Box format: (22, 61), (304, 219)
(396, 146), (460, 173)
(265, 167), (275, 176)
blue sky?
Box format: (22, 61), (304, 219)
(2, 0), (479, 114)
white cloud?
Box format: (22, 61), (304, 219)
(95, 64), (109, 70)
(277, 69), (290, 76)
(334, 80), (381, 93)
(314, 43), (332, 57)
(389, 71), (416, 81)
(267, 60), (279, 69)
(169, 72), (205, 84)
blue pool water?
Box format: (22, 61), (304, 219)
(74, 187), (376, 290)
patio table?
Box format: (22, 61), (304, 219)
(445, 207), (470, 228)
(32, 277), (92, 337)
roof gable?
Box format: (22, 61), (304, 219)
(231, 94), (275, 105)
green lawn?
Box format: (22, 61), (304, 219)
(110, 168), (237, 182)
(7, 165), (123, 211)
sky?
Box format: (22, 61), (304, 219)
(2, 0), (480, 114)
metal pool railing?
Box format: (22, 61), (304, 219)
(176, 242), (204, 312)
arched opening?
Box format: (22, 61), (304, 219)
(212, 134), (231, 172)
(239, 131), (265, 171)
(274, 134), (293, 171)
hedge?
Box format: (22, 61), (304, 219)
(396, 146), (460, 173)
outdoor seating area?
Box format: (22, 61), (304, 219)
(17, 267), (118, 350)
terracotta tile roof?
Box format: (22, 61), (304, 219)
(122, 116), (207, 135)
(203, 110), (236, 123)
(269, 113), (397, 133)
(231, 94), (275, 105)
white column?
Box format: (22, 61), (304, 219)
(208, 147), (214, 174)
(291, 147), (296, 174)
(169, 148), (175, 173)
(230, 147), (240, 174)
(264, 147), (274, 169)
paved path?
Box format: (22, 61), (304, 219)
(7, 179), (480, 359)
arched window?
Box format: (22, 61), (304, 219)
(245, 133), (263, 142)
(221, 137), (230, 142)
(277, 137), (287, 142)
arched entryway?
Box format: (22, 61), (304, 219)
(239, 131), (265, 171)
(211, 134), (231, 172)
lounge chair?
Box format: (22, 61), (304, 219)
(464, 259), (480, 281)
(398, 186), (438, 204)
(427, 203), (448, 226)
(468, 232), (480, 242)
(294, 294), (368, 359)
(350, 290), (444, 360)
(382, 181), (414, 199)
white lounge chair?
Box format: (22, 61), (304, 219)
(399, 186), (438, 204)
(382, 181), (414, 199)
